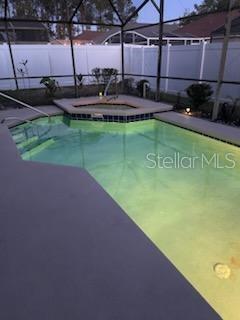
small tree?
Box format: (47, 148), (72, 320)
(101, 68), (118, 85)
(186, 83), (213, 109)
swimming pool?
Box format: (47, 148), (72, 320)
(11, 116), (240, 320)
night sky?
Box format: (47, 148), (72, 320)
(133, 0), (202, 22)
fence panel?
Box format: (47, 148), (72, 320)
(0, 44), (122, 90)
(1, 43), (240, 99)
(0, 44), (16, 90)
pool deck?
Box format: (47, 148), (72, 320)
(155, 111), (240, 147)
(54, 95), (173, 116)
(0, 106), (221, 319)
(0, 105), (63, 128)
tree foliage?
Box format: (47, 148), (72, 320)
(193, 0), (240, 14)
(182, 0), (240, 24)
(1, 0), (137, 38)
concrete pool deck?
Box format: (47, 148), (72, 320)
(0, 108), (221, 319)
(0, 105), (63, 127)
(155, 111), (240, 147)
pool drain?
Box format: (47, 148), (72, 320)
(213, 263), (231, 279)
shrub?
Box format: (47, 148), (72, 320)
(92, 68), (101, 84)
(119, 78), (134, 94)
(219, 98), (240, 124)
(40, 77), (60, 96)
(136, 79), (150, 97)
(186, 83), (213, 109)
(91, 68), (118, 90)
(77, 74), (84, 89)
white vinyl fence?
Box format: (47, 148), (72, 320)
(0, 44), (121, 90)
(125, 42), (240, 99)
(1, 42), (240, 98)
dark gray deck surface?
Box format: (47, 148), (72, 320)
(0, 105), (63, 127)
(0, 110), (221, 320)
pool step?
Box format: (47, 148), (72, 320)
(12, 126), (36, 144)
(21, 138), (55, 160)
(17, 136), (39, 149)
(12, 132), (26, 144)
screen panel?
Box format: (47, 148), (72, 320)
(72, 0), (122, 27)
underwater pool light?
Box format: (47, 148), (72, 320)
(214, 263), (231, 279)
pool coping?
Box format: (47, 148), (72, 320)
(155, 111), (240, 147)
(0, 108), (220, 319)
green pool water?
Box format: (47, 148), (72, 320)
(11, 116), (240, 320)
